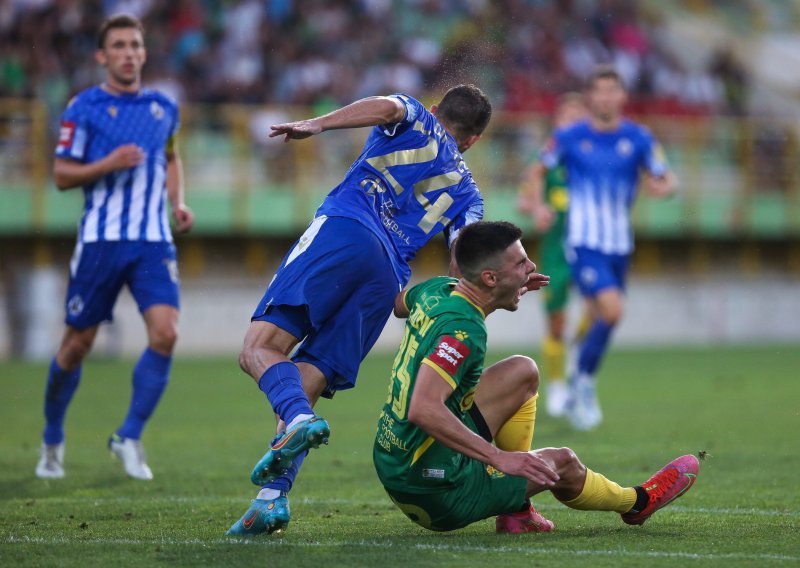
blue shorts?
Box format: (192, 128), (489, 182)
(252, 216), (401, 396)
(567, 246), (630, 298)
(65, 241), (180, 330)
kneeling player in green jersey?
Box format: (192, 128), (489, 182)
(518, 93), (589, 417)
(373, 221), (699, 533)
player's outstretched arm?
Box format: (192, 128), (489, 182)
(408, 364), (559, 487)
(269, 96), (406, 142)
(166, 142), (193, 233)
(53, 144), (144, 190)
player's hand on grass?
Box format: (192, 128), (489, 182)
(492, 451), (559, 487)
(106, 144), (145, 171)
(523, 272), (550, 292)
(269, 119), (323, 142)
(172, 204), (194, 233)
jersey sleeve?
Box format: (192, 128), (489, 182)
(639, 128), (669, 177)
(421, 326), (485, 390)
(55, 96), (89, 162)
(539, 128), (565, 170)
(380, 93), (423, 137)
(443, 187), (484, 248)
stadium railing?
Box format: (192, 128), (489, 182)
(1, 99), (798, 241)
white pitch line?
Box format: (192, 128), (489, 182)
(4, 496), (799, 518)
(5, 535), (799, 563)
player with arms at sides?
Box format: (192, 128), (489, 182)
(35, 14), (193, 481)
(517, 93), (589, 418)
(526, 66), (676, 430)
(227, 85), (490, 536)
(374, 221), (699, 533)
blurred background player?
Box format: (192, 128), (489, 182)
(374, 220), (699, 533)
(35, 14), (193, 481)
(532, 65), (676, 430)
(518, 93), (588, 418)
(227, 86), (490, 536)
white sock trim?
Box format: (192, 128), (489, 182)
(257, 488), (282, 501)
(286, 413), (314, 430)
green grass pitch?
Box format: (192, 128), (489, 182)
(1, 346), (799, 567)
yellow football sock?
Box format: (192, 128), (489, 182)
(575, 311), (593, 343)
(541, 337), (566, 382)
(495, 394), (537, 452)
(561, 469), (637, 513)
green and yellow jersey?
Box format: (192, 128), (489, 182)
(541, 166), (572, 313)
(374, 276), (488, 493)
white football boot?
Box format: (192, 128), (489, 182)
(546, 381), (570, 417)
(109, 434), (153, 480)
(35, 442), (65, 479)
(567, 374), (603, 430)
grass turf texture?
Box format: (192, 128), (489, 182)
(1, 346), (798, 567)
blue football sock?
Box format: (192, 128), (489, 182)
(43, 358), (82, 445)
(263, 449), (308, 494)
(117, 347), (172, 440)
(578, 320), (615, 376)
(258, 361), (314, 425)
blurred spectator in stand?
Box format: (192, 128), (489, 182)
(709, 47), (749, 115)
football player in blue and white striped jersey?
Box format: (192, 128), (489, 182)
(36, 14), (193, 481)
(533, 66), (676, 430)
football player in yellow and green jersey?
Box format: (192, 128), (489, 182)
(374, 275), (487, 492)
(518, 93), (588, 418)
(373, 221), (700, 534)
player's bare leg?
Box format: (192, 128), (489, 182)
(229, 321), (330, 536)
(239, 321), (329, 485)
(569, 288), (624, 430)
(110, 304), (180, 480)
(36, 325), (100, 479)
(143, 304), (179, 355)
(524, 448), (699, 525)
(239, 321), (300, 381)
(55, 325), (99, 371)
(474, 356), (555, 533)
(474, 355), (539, 434)
(228, 357), (331, 537)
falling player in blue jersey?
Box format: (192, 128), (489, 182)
(227, 86), (491, 536)
(35, 14), (193, 481)
(530, 66), (676, 430)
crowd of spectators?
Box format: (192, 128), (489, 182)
(1, 0), (749, 117)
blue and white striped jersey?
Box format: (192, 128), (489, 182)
(55, 85), (180, 244)
(317, 94), (484, 286)
(540, 119), (669, 255)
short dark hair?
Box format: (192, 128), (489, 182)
(454, 221), (522, 283)
(587, 64), (625, 90)
(98, 14), (144, 49)
(435, 84), (492, 138)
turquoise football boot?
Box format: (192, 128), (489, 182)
(226, 495), (290, 536)
(251, 416), (331, 486)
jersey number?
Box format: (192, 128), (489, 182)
(366, 121), (462, 234)
(386, 327), (419, 419)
